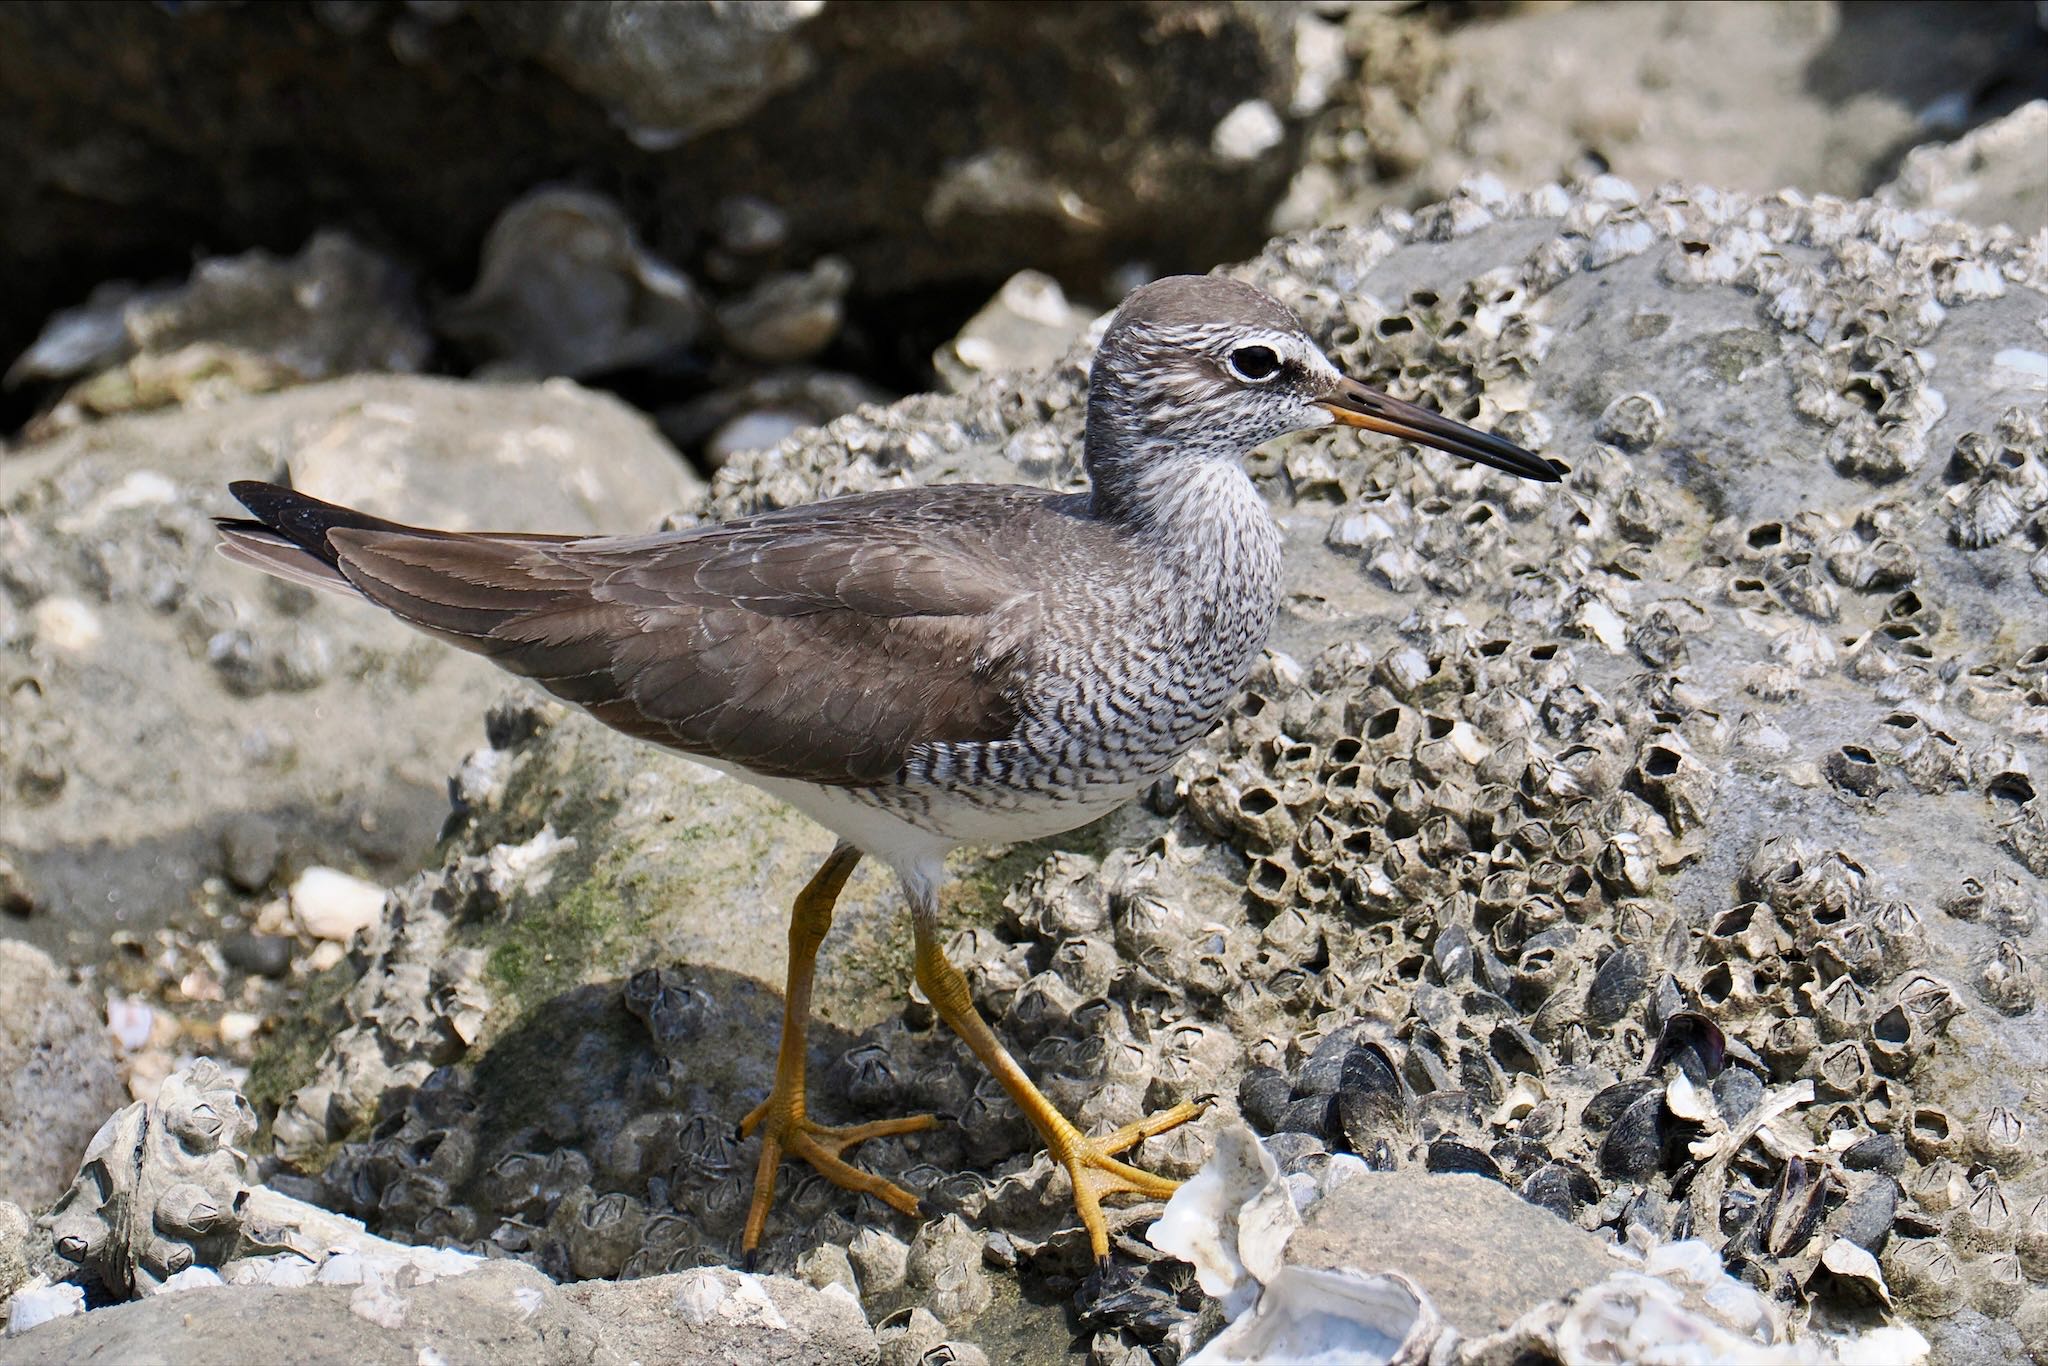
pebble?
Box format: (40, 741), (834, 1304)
(218, 1012), (263, 1047)
(707, 410), (811, 466)
(222, 931), (294, 979)
(105, 996), (155, 1052)
(1213, 99), (1285, 163)
(219, 814), (282, 892)
(289, 866), (386, 942)
(29, 596), (102, 653)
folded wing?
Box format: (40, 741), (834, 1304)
(221, 483), (1038, 785)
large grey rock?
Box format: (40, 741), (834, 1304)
(1285, 1172), (1617, 1340)
(0, 942), (123, 1213)
(2, 1260), (583, 1365)
(0, 375), (704, 966)
(0, 1249), (871, 1366)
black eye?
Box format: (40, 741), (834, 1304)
(1228, 345), (1282, 382)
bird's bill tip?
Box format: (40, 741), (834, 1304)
(1318, 378), (1564, 483)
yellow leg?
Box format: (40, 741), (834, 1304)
(913, 926), (1206, 1262)
(740, 843), (938, 1258)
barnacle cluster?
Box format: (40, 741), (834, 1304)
(44, 1059), (257, 1297)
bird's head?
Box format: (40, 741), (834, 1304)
(1084, 275), (1561, 512)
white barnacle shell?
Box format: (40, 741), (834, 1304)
(1949, 478), (2023, 549)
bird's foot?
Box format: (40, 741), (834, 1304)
(1053, 1099), (1208, 1261)
(738, 1096), (937, 1257)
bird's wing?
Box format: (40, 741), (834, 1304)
(326, 492), (1043, 785)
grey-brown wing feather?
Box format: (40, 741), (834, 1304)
(325, 496), (1042, 785)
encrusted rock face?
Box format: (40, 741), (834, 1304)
(243, 182), (2048, 1359)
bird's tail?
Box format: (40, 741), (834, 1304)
(213, 481), (430, 597)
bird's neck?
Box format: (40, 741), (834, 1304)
(1085, 430), (1282, 602)
(1084, 414), (1252, 528)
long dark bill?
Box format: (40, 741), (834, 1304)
(1319, 375), (1564, 482)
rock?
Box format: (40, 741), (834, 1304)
(715, 257), (852, 365)
(3, 1256), (873, 1365)
(657, 369), (890, 470)
(0, 375), (704, 969)
(564, 1268), (880, 1366)
(933, 270), (1097, 393)
(706, 412), (818, 469)
(3, 1260), (562, 1364)
(1284, 1172), (1617, 1340)
(473, 1), (829, 151)
(438, 186), (706, 380)
(220, 932), (293, 980)
(9, 232), (429, 438)
(44, 1058), (255, 1296)
(0, 942), (124, 1213)
(217, 814), (281, 893)
(0, 1202), (31, 1307)
(0, 3), (1312, 375)
(1280, 2), (2048, 234)
(1879, 98), (2048, 236)
(287, 867), (384, 943)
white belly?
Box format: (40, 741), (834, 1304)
(744, 770), (1137, 884)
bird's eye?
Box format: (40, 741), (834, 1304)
(1227, 345), (1282, 383)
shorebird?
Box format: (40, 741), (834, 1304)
(216, 274), (1560, 1264)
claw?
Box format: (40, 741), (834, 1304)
(1054, 1098), (1210, 1260)
(741, 1106), (939, 1255)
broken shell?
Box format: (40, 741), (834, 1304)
(1906, 1107), (1958, 1162)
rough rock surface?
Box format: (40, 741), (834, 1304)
(0, 942), (123, 1213)
(0, 376), (705, 965)
(0, 1), (1310, 371)
(6, 231), (429, 439)
(0, 1257), (871, 1366)
(563, 1270), (879, 1366)
(1285, 1172), (1618, 1340)
(237, 180), (2048, 1361)
(1283, 2), (2048, 236)
(1880, 99), (2048, 238)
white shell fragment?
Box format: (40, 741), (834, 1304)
(1189, 1267), (1442, 1366)
(1148, 1122), (1299, 1317)
(289, 866), (387, 942)
(5, 1281), (86, 1337)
